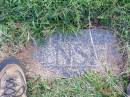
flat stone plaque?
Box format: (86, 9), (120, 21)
(32, 28), (122, 77)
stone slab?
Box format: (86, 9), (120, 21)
(32, 28), (123, 77)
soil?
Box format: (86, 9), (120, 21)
(0, 28), (127, 79)
(15, 44), (58, 79)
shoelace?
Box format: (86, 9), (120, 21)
(2, 77), (25, 97)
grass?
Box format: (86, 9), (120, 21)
(0, 0), (130, 45)
(27, 72), (126, 97)
(0, 0), (130, 97)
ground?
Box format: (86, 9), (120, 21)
(0, 0), (130, 97)
(0, 29), (128, 97)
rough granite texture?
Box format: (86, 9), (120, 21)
(32, 28), (123, 77)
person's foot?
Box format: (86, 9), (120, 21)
(0, 57), (27, 97)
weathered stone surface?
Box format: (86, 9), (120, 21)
(32, 28), (123, 77)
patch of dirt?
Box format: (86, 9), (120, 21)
(0, 28), (127, 79)
(0, 43), (58, 79)
(15, 44), (58, 79)
(0, 42), (126, 79)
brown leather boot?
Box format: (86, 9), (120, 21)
(0, 57), (27, 97)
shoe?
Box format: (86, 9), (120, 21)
(0, 57), (27, 97)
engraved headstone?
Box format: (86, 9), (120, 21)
(32, 28), (123, 77)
